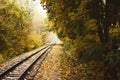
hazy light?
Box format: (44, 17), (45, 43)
(33, 0), (47, 18)
(31, 0), (48, 34)
(17, 0), (47, 18)
(48, 32), (62, 44)
(103, 0), (106, 5)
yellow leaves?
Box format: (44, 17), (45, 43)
(85, 19), (97, 31)
(49, 20), (54, 29)
(77, 2), (88, 19)
(68, 12), (78, 21)
(0, 54), (4, 63)
(9, 10), (14, 14)
(13, 11), (19, 18)
(65, 66), (71, 76)
(58, 26), (63, 33)
(110, 27), (120, 37)
(28, 33), (43, 47)
(15, 39), (26, 52)
(27, 44), (35, 50)
(0, 16), (3, 22)
(8, 10), (20, 19)
(34, 46), (63, 80)
(41, 0), (51, 5)
(0, 0), (48, 63)
(87, 61), (104, 79)
(54, 1), (64, 13)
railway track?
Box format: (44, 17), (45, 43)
(0, 44), (54, 80)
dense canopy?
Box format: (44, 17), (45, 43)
(0, 0), (48, 63)
(41, 0), (120, 79)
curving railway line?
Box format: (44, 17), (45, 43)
(0, 44), (55, 80)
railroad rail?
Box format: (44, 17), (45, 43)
(0, 44), (55, 80)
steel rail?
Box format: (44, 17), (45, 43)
(0, 44), (53, 79)
(19, 45), (53, 80)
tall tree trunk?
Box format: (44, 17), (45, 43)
(103, 0), (110, 80)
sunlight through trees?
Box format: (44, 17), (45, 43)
(0, 0), (49, 63)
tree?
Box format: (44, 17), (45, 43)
(86, 0), (120, 79)
(41, 0), (120, 79)
(0, 0), (32, 61)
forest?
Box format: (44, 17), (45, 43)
(41, 0), (120, 80)
(0, 0), (120, 80)
(0, 0), (48, 63)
